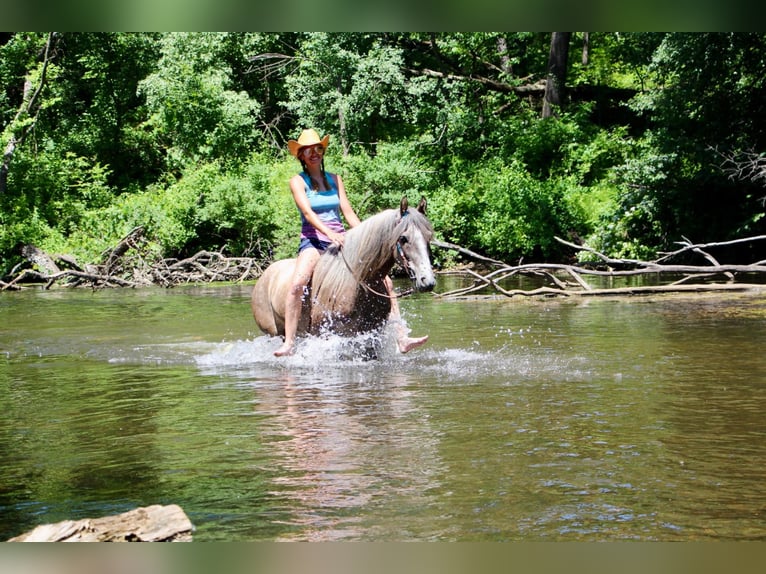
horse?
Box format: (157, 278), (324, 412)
(251, 197), (436, 355)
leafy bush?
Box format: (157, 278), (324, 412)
(585, 139), (676, 260)
(10, 155), (287, 273)
(0, 147), (114, 274)
(430, 157), (588, 261)
(338, 141), (434, 217)
(111, 156), (282, 259)
(178, 159), (276, 257)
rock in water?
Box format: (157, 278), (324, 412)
(8, 504), (194, 542)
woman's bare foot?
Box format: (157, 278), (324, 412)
(274, 342), (295, 357)
(398, 335), (429, 354)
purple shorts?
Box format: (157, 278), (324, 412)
(298, 236), (332, 253)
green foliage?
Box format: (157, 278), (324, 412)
(21, 33), (163, 192)
(0, 33), (51, 121)
(494, 105), (633, 185)
(50, 155), (283, 267)
(264, 158), (305, 261)
(188, 158), (280, 257)
(138, 33), (261, 170)
(0, 145), (114, 271)
(7, 156), (281, 276)
(0, 210), (57, 273)
(572, 32), (663, 90)
(56, 180), (195, 265)
(586, 138), (681, 260)
(507, 112), (582, 178)
(282, 32), (361, 150)
(430, 158), (588, 261)
(610, 33), (766, 251)
(4, 32), (766, 279)
(336, 141), (434, 216)
(283, 33), (425, 153)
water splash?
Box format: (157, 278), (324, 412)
(67, 318), (598, 387)
(195, 326), (403, 372)
(190, 323), (596, 388)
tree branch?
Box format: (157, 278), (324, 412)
(405, 67), (545, 95)
(432, 235), (766, 299)
(2, 232), (267, 291)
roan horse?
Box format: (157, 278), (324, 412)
(251, 197), (436, 355)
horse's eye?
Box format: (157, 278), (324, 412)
(399, 236), (409, 244)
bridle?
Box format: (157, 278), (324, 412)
(395, 239), (416, 282)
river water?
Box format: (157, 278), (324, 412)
(1, 280), (765, 541)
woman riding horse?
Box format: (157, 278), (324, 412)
(271, 129), (429, 357)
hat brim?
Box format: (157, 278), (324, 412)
(288, 134), (330, 157)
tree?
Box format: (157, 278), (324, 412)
(1, 32), (57, 195)
(542, 32), (571, 118)
(279, 33), (421, 156)
(138, 33), (261, 170)
(49, 33), (162, 190)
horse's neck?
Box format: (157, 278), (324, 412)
(357, 250), (394, 283)
(345, 211), (396, 283)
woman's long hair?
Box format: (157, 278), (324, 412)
(299, 158), (332, 190)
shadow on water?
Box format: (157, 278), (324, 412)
(1, 283), (766, 541)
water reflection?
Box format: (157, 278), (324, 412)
(199, 332), (447, 541)
(651, 306), (766, 540)
(1, 285), (765, 541)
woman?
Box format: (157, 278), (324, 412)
(273, 128), (428, 357)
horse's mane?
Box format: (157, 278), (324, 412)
(312, 206), (433, 304)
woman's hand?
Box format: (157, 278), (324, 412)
(327, 231), (345, 247)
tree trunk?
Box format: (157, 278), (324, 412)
(542, 32), (571, 118)
(338, 98), (350, 157)
(497, 36), (512, 75)
(0, 33), (56, 195)
(582, 32), (589, 65)
(21, 244), (60, 275)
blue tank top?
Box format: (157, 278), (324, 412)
(299, 171), (345, 242)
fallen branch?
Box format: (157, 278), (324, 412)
(431, 239), (507, 267)
(1, 233), (268, 291)
(657, 235), (766, 264)
(460, 282), (763, 299)
(405, 67), (547, 95)
(102, 225), (145, 274)
(432, 235), (766, 298)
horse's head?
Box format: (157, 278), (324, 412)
(395, 196), (436, 292)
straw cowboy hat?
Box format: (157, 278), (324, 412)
(287, 129), (330, 158)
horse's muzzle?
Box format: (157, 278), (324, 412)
(414, 276), (436, 292)
(405, 262), (435, 292)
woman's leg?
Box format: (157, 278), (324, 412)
(274, 248), (321, 357)
(384, 275), (428, 353)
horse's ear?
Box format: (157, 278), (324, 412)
(417, 196), (427, 215)
(400, 196), (409, 216)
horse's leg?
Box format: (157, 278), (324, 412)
(384, 276), (428, 353)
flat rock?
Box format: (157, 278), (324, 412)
(8, 504), (193, 542)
